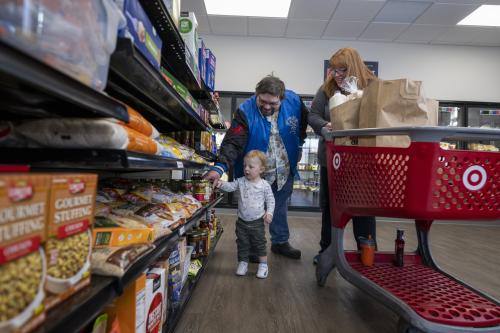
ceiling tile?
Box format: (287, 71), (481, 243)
(396, 24), (450, 42)
(470, 27), (500, 45)
(208, 15), (248, 36)
(433, 26), (500, 45)
(196, 15), (211, 34)
(332, 0), (386, 21)
(289, 0), (339, 20)
(248, 18), (287, 37)
(415, 3), (480, 25)
(180, 0), (207, 15)
(374, 1), (432, 23)
(359, 22), (409, 40)
(432, 25), (480, 44)
(322, 20), (369, 39)
(286, 19), (329, 38)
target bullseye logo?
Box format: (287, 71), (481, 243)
(462, 165), (487, 191)
(333, 153), (341, 170)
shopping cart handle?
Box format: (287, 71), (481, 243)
(321, 126), (500, 143)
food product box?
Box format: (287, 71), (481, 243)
(122, 0), (163, 70)
(105, 273), (147, 333)
(205, 48), (216, 91)
(160, 67), (198, 109)
(145, 268), (166, 333)
(92, 215), (155, 247)
(152, 255), (170, 327)
(0, 174), (49, 333)
(44, 174), (97, 310)
(197, 37), (207, 86)
(162, 0), (180, 27)
(179, 12), (199, 66)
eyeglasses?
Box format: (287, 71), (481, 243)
(257, 95), (281, 108)
(332, 68), (347, 76)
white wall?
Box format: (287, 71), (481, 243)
(202, 35), (500, 102)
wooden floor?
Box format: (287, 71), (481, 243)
(174, 212), (500, 333)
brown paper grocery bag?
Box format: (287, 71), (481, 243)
(330, 99), (361, 146)
(358, 79), (438, 147)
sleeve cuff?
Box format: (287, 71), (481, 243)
(209, 163), (227, 176)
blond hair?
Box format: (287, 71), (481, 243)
(323, 47), (377, 98)
(244, 150), (267, 169)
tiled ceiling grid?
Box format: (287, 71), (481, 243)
(181, 0), (500, 46)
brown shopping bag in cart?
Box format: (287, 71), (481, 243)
(358, 79), (438, 147)
(330, 99), (362, 146)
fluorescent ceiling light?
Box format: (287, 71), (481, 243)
(204, 0), (291, 18)
(457, 5), (500, 27)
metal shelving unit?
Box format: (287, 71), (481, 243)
(108, 39), (209, 132)
(0, 148), (208, 171)
(165, 228), (224, 333)
(32, 196), (223, 333)
(138, 0), (216, 110)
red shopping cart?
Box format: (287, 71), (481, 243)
(316, 127), (500, 333)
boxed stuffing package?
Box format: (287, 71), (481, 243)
(105, 274), (147, 333)
(44, 174), (97, 310)
(152, 255), (170, 327)
(121, 0), (163, 70)
(0, 174), (50, 333)
(145, 268), (166, 333)
(205, 48), (216, 91)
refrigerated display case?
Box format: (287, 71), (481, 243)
(467, 106), (500, 151)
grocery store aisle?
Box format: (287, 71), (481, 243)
(175, 213), (500, 333)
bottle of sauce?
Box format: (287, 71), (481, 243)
(394, 229), (405, 267)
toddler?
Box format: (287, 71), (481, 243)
(218, 150), (275, 278)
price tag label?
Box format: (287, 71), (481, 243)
(177, 161), (184, 169)
(179, 226), (185, 236)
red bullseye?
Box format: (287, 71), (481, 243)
(462, 165), (487, 191)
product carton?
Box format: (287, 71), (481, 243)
(162, 0), (181, 27)
(92, 216), (155, 248)
(179, 11), (200, 82)
(44, 174), (97, 310)
(122, 0), (163, 70)
(152, 255), (170, 327)
(197, 37), (207, 85)
(105, 274), (147, 333)
(205, 48), (216, 91)
(179, 12), (198, 62)
(0, 174), (49, 333)
(146, 268), (166, 333)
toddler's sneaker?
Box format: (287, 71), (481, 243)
(236, 261), (248, 276)
(256, 263), (268, 279)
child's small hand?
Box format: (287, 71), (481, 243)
(264, 213), (273, 224)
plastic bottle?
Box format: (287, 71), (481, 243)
(359, 235), (376, 267)
(394, 230), (405, 267)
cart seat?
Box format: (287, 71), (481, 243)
(345, 252), (500, 328)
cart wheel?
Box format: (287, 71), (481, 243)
(316, 264), (328, 287)
(397, 318), (422, 333)
(316, 251), (335, 287)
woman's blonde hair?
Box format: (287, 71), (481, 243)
(245, 150), (267, 169)
(323, 47), (377, 98)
